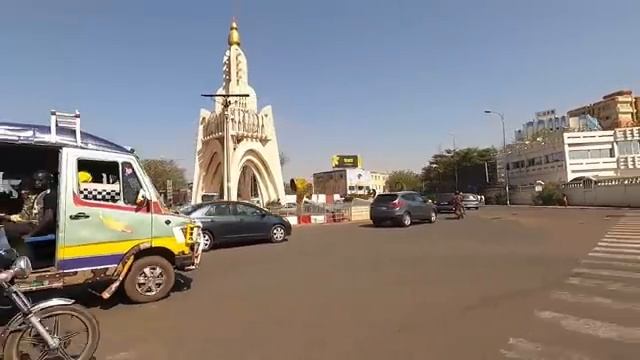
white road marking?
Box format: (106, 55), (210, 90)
(582, 259), (640, 269)
(573, 268), (640, 279)
(566, 276), (640, 293)
(588, 252), (640, 261)
(605, 234), (640, 239)
(592, 247), (640, 254)
(598, 242), (640, 248)
(597, 238), (640, 244)
(500, 337), (593, 360)
(535, 310), (640, 343)
(551, 291), (640, 312)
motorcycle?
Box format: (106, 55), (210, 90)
(0, 249), (99, 359)
(454, 205), (465, 220)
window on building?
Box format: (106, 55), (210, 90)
(569, 150), (589, 160)
(569, 148), (614, 160)
(348, 186), (355, 191)
(618, 140), (640, 156)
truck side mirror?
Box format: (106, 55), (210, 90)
(136, 189), (148, 208)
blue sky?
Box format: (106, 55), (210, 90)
(2, 0), (639, 180)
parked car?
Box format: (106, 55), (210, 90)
(370, 191), (437, 227)
(435, 193), (455, 213)
(180, 201), (292, 251)
(462, 193), (481, 210)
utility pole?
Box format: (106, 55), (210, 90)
(484, 110), (510, 206)
(201, 93), (250, 200)
(449, 133), (459, 191)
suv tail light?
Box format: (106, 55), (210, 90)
(389, 199), (403, 209)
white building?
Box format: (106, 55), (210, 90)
(504, 126), (640, 186)
(313, 168), (388, 196)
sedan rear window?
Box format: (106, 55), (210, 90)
(463, 194), (477, 200)
(373, 194), (398, 203)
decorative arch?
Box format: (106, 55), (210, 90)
(231, 148), (281, 203)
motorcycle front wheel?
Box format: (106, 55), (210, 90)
(4, 304), (100, 360)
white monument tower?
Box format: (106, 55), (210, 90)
(192, 20), (286, 204)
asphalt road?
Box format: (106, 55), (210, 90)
(56, 207), (640, 358)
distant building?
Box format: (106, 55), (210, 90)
(370, 171), (389, 194)
(567, 90), (638, 130)
(313, 168), (387, 196)
(504, 126), (640, 186)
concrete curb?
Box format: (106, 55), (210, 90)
(484, 205), (640, 211)
(292, 219), (369, 228)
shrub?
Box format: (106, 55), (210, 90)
(534, 183), (563, 206)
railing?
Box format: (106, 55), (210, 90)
(561, 176), (640, 189)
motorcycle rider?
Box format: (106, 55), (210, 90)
(452, 190), (464, 217)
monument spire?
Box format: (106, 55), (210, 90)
(228, 19), (241, 46)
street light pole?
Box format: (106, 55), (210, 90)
(449, 133), (458, 191)
(484, 110), (510, 206)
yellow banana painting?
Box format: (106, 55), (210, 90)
(99, 212), (133, 234)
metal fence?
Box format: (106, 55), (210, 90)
(266, 202), (370, 222)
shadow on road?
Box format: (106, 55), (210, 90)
(0, 273), (196, 324)
(211, 238), (286, 251)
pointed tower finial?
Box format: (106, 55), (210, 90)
(228, 19), (241, 46)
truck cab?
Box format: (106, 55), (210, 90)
(0, 111), (203, 303)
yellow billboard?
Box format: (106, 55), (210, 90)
(331, 155), (362, 169)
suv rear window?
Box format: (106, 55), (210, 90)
(373, 194), (398, 203)
(437, 193), (454, 201)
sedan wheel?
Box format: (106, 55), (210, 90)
(428, 210), (437, 223)
(201, 231), (214, 251)
(270, 225), (287, 243)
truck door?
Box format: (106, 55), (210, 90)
(60, 148), (153, 272)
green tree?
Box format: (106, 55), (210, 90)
(421, 147), (497, 194)
(386, 170), (422, 192)
(141, 159), (187, 191)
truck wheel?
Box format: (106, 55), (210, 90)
(123, 256), (175, 303)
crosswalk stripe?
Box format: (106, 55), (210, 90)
(604, 234), (640, 239)
(573, 267), (640, 279)
(566, 276), (640, 293)
(535, 310), (640, 343)
(598, 242), (640, 248)
(500, 338), (593, 360)
(588, 252), (640, 261)
(582, 259), (640, 269)
(598, 238), (640, 244)
(592, 247), (640, 254)
(607, 233), (640, 236)
(551, 291), (640, 312)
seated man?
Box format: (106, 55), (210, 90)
(0, 171), (57, 255)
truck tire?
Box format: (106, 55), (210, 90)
(123, 256), (175, 303)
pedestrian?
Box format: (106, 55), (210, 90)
(562, 193), (568, 208)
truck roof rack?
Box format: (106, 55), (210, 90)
(50, 110), (81, 145)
